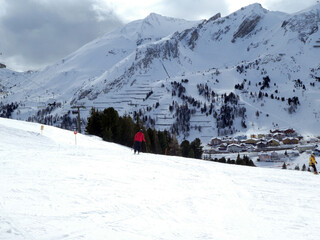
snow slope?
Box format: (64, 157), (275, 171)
(1, 118), (320, 240)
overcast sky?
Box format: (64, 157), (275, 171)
(0, 0), (317, 71)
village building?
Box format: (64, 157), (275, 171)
(270, 128), (297, 137)
(267, 139), (280, 147)
(257, 134), (266, 139)
(272, 133), (285, 141)
(227, 144), (243, 153)
(270, 129), (283, 134)
(258, 153), (271, 162)
(246, 144), (256, 152)
(270, 152), (281, 161)
(282, 137), (299, 145)
(244, 138), (259, 145)
(218, 143), (228, 151)
(258, 151), (286, 162)
(296, 145), (315, 153)
(282, 137), (291, 145)
(235, 135), (247, 141)
(210, 137), (222, 146)
(284, 128), (297, 137)
(222, 137), (238, 145)
(257, 141), (267, 149)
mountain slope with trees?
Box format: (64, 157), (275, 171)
(1, 3), (320, 144)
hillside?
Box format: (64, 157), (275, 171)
(1, 3), (320, 144)
(1, 117), (320, 239)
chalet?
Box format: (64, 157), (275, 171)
(227, 144), (243, 153)
(282, 137), (299, 145)
(270, 152), (282, 161)
(284, 128), (297, 137)
(222, 137), (238, 145)
(265, 133), (273, 140)
(211, 137), (222, 146)
(258, 153), (271, 162)
(273, 133), (285, 141)
(267, 139), (280, 147)
(246, 145), (256, 152)
(250, 134), (257, 139)
(258, 152), (285, 162)
(282, 137), (291, 145)
(270, 129), (283, 134)
(257, 141), (267, 149)
(218, 143), (227, 151)
(296, 145), (315, 153)
(244, 138), (259, 145)
(235, 135), (247, 141)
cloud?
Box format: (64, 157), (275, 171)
(0, 0), (316, 71)
(157, 0), (229, 20)
(0, 0), (123, 71)
(262, 0), (317, 13)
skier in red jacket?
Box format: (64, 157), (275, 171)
(133, 129), (145, 154)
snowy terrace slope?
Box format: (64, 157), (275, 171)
(1, 118), (320, 240)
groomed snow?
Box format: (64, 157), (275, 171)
(1, 118), (320, 240)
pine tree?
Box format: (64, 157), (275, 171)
(236, 154), (245, 165)
(101, 108), (119, 142)
(150, 129), (161, 154)
(188, 148), (195, 158)
(190, 138), (203, 159)
(180, 140), (190, 158)
(168, 134), (181, 156)
(103, 127), (113, 141)
(118, 115), (135, 147)
(282, 162), (287, 169)
(158, 130), (168, 155)
(86, 108), (102, 137)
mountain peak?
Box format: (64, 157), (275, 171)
(145, 12), (165, 20)
(235, 3), (268, 16)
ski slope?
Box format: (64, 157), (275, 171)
(1, 118), (320, 240)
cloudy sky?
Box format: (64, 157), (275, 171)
(0, 0), (317, 71)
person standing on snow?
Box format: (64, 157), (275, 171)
(309, 152), (318, 174)
(133, 129), (145, 154)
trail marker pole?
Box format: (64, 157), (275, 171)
(74, 130), (77, 145)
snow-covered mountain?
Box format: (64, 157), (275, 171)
(1, 3), (320, 143)
(1, 117), (320, 240)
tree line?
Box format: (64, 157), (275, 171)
(204, 154), (256, 167)
(86, 107), (203, 159)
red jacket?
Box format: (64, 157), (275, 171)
(134, 131), (145, 142)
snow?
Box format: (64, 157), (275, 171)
(1, 118), (320, 240)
